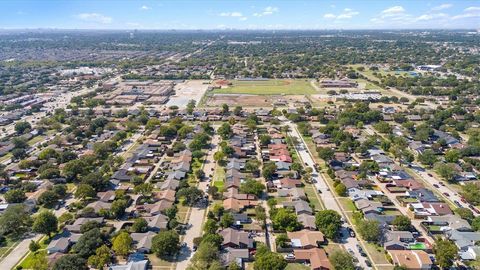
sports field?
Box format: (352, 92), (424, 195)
(212, 79), (316, 95)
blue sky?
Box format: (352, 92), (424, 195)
(0, 0), (479, 30)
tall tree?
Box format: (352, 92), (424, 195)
(112, 231), (132, 257)
(433, 238), (458, 269)
(33, 211), (58, 238)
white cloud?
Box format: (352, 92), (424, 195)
(432, 4), (452, 11)
(140, 5), (151, 11)
(415, 13), (448, 21)
(464, 6), (480, 12)
(452, 6), (480, 19)
(239, 17), (247, 21)
(323, 8), (359, 20)
(253, 6), (279, 17)
(323, 13), (336, 19)
(220, 11), (243, 17)
(381, 6), (405, 15)
(76, 13), (112, 24)
(337, 8), (359, 19)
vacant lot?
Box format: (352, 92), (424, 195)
(212, 79), (316, 95)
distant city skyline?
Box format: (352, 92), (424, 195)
(0, 0), (479, 30)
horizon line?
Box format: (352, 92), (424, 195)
(0, 28), (479, 31)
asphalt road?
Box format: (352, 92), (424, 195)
(284, 119), (372, 270)
(175, 134), (220, 270)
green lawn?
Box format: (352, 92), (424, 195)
(304, 184), (324, 211)
(19, 250), (47, 269)
(0, 238), (20, 259)
(213, 165), (225, 192)
(286, 263), (310, 270)
(212, 79), (316, 95)
(339, 198), (357, 211)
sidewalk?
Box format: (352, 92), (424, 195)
(0, 234), (41, 270)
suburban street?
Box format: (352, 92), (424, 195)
(363, 125), (476, 214)
(283, 118), (372, 270)
(175, 134), (220, 270)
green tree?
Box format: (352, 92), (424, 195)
(15, 121), (32, 134)
(134, 183), (154, 197)
(72, 228), (104, 258)
(30, 251), (49, 270)
(217, 123), (232, 139)
(358, 219), (381, 242)
(434, 163), (457, 183)
(373, 121), (392, 134)
(471, 217), (480, 231)
(220, 212), (234, 228)
(131, 218), (148, 233)
(239, 179), (265, 197)
(75, 184), (96, 200)
(329, 249), (355, 270)
(188, 241), (220, 270)
(29, 240), (40, 252)
(444, 149), (461, 163)
(0, 205), (32, 237)
(254, 245), (287, 270)
(272, 208), (302, 232)
(275, 233), (289, 248)
(203, 218), (218, 235)
(335, 183), (347, 196)
(433, 238), (458, 269)
(151, 230), (180, 258)
(52, 254), (87, 270)
(315, 210), (342, 239)
(317, 147), (335, 161)
(392, 215), (411, 231)
(4, 189), (26, 203)
(38, 190), (59, 208)
(87, 245), (112, 269)
(177, 187), (204, 206)
(112, 231), (132, 257)
(110, 199), (128, 219)
(33, 211), (58, 238)
(262, 162), (277, 180)
(418, 149), (438, 167)
(454, 208), (474, 222)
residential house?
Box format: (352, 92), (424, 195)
(426, 215), (471, 232)
(131, 231), (156, 253)
(287, 230), (325, 248)
(388, 250), (432, 270)
(146, 214), (169, 232)
(297, 214), (317, 230)
(293, 248), (332, 270)
(221, 248), (250, 268)
(219, 228), (254, 249)
(108, 260), (148, 270)
(383, 231), (415, 250)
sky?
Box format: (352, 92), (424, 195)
(0, 0), (479, 30)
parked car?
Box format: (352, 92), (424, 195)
(443, 192), (450, 197)
(454, 200), (463, 208)
(427, 173), (433, 177)
(365, 260), (372, 267)
(439, 182), (445, 186)
(348, 227), (356, 237)
(284, 253), (295, 260)
(433, 184), (439, 188)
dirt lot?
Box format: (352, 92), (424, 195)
(204, 94), (310, 107)
(166, 80), (209, 108)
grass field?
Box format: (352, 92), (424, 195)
(212, 79), (316, 95)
